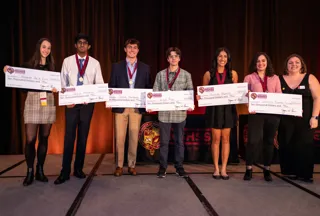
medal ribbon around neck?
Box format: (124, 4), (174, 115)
(75, 54), (89, 77)
(166, 67), (181, 90)
(128, 63), (138, 84)
(216, 69), (227, 84)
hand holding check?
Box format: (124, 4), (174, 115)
(246, 90), (256, 114)
(3, 65), (8, 73)
(310, 117), (318, 129)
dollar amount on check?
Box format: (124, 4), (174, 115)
(145, 90), (194, 111)
(59, 84), (109, 106)
(197, 83), (248, 107)
(248, 92), (302, 116)
(5, 66), (61, 91)
(106, 88), (150, 108)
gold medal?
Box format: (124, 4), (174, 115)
(79, 77), (83, 82)
(129, 79), (133, 85)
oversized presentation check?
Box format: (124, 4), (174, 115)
(106, 88), (149, 108)
(58, 84), (109, 106)
(145, 90), (194, 111)
(248, 92), (302, 116)
(197, 83), (248, 107)
(5, 66), (61, 91)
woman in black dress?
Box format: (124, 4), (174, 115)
(278, 54), (320, 182)
(197, 47), (238, 180)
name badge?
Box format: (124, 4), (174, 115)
(40, 92), (47, 106)
(298, 85), (305, 89)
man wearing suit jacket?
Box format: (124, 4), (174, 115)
(108, 38), (152, 176)
(54, 33), (104, 185)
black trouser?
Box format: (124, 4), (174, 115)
(61, 104), (94, 176)
(25, 124), (52, 168)
(159, 120), (186, 169)
(246, 114), (280, 166)
(278, 116), (315, 179)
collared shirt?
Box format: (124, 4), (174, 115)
(77, 55), (86, 86)
(153, 68), (194, 123)
(126, 58), (137, 89)
(244, 73), (282, 93)
(61, 54), (104, 87)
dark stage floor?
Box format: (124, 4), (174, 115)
(0, 154), (319, 216)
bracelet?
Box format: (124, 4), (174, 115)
(312, 116), (319, 119)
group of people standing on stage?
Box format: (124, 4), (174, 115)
(201, 49), (319, 183)
(3, 33), (319, 186)
(244, 52), (319, 183)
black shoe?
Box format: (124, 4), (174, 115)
(54, 173), (70, 185)
(301, 178), (313, 183)
(243, 169), (252, 181)
(157, 167), (166, 178)
(221, 175), (230, 180)
(212, 173), (221, 180)
(263, 169), (273, 182)
(23, 169), (34, 186)
(73, 170), (86, 179)
(35, 165), (48, 182)
(287, 175), (298, 180)
(176, 167), (188, 178)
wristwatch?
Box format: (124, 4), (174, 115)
(312, 116), (319, 119)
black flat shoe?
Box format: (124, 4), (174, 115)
(212, 174), (221, 180)
(221, 175), (230, 180)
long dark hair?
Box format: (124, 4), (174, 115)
(27, 38), (55, 71)
(283, 53), (307, 75)
(209, 47), (232, 80)
(249, 52), (275, 77)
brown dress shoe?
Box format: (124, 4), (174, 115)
(128, 167), (137, 176)
(114, 167), (123, 177)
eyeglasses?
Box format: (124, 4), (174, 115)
(77, 41), (88, 45)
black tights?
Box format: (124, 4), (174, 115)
(25, 124), (52, 168)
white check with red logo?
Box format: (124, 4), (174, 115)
(5, 66), (61, 91)
(197, 83), (248, 107)
(106, 88), (150, 108)
(58, 84), (109, 106)
(146, 90), (194, 111)
(249, 92), (302, 116)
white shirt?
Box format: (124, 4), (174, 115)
(60, 54), (104, 87)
